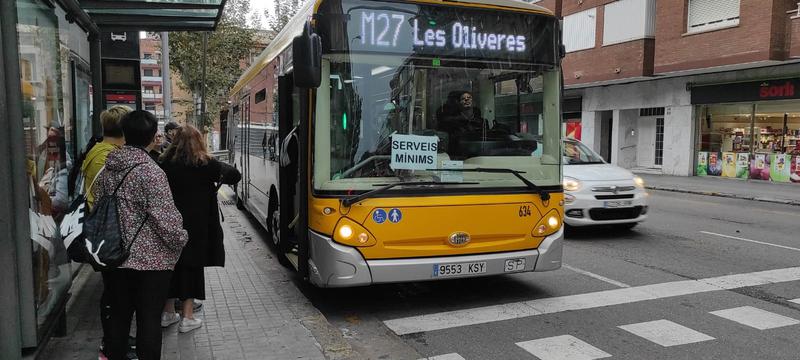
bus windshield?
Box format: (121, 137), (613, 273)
(313, 54), (562, 192)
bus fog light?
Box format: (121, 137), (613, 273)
(358, 233), (369, 244)
(535, 224), (547, 235)
(339, 225), (353, 239)
(547, 215), (559, 228)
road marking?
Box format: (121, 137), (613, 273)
(516, 335), (611, 360)
(618, 319), (714, 347)
(384, 266), (800, 335)
(710, 306), (800, 330)
(420, 354), (466, 360)
(563, 264), (631, 288)
(699, 231), (800, 252)
(789, 298), (800, 305)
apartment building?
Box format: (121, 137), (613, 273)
(140, 34), (166, 119)
(539, 0), (800, 183)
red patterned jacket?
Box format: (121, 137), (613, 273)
(93, 146), (188, 270)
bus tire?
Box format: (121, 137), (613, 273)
(235, 185), (245, 210)
(267, 188), (292, 268)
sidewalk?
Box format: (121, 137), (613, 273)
(38, 191), (355, 360)
(637, 173), (800, 206)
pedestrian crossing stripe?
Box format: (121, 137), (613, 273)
(789, 298), (800, 305)
(618, 319), (715, 347)
(420, 354), (466, 360)
(516, 335), (611, 360)
(710, 306), (800, 330)
(384, 266), (800, 335)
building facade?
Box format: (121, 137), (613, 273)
(538, 0), (800, 183)
(140, 34), (166, 120)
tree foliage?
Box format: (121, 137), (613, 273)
(167, 0), (257, 130)
(265, 0), (302, 35)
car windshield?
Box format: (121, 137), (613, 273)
(313, 54), (562, 192)
(563, 140), (605, 165)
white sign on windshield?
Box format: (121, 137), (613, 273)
(390, 134), (438, 170)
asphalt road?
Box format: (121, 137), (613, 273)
(297, 190), (800, 360)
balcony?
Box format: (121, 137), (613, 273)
(141, 76), (163, 83)
(142, 93), (163, 101)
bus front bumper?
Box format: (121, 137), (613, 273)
(308, 227), (563, 288)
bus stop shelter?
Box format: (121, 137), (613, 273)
(0, 1), (226, 359)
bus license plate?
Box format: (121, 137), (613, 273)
(504, 258), (526, 272)
(604, 200), (633, 208)
(433, 262), (487, 277)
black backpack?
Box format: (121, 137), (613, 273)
(81, 163), (149, 271)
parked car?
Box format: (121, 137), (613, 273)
(562, 139), (648, 229)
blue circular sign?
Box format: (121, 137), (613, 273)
(373, 209), (387, 224)
(388, 208), (403, 223)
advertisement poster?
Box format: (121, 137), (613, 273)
(721, 152), (736, 178)
(735, 153), (749, 179)
(792, 156), (800, 183)
(565, 122), (582, 140)
(770, 154), (791, 183)
(707, 152), (722, 176)
(750, 153), (769, 180)
(696, 152), (708, 176)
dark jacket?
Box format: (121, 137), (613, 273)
(161, 158), (241, 267)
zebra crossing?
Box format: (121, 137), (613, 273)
(418, 303), (800, 360)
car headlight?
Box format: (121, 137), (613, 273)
(563, 177), (582, 192)
(633, 176), (645, 188)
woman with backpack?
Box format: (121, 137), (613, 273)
(159, 125), (241, 333)
(91, 110), (188, 360)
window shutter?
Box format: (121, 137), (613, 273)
(603, 0), (656, 46)
(688, 0), (740, 32)
(563, 8), (597, 52)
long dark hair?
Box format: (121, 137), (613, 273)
(160, 125), (211, 166)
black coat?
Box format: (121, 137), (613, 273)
(162, 158), (241, 267)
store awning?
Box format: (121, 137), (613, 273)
(79, 0), (228, 32)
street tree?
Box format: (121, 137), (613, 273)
(166, 0), (258, 131)
(265, 0), (302, 35)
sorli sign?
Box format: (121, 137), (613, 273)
(760, 81), (795, 99)
(691, 78), (800, 104)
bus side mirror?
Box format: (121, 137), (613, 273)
(293, 23), (322, 88)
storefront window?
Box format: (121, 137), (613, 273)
(696, 101), (800, 183)
(16, 0), (75, 333)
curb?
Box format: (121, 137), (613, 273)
(646, 186), (800, 207)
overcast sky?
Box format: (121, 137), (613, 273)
(249, 0), (274, 29)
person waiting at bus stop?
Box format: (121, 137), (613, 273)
(159, 125), (241, 333)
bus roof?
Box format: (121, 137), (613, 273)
(230, 0), (555, 97)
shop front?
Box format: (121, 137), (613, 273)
(693, 78), (800, 184)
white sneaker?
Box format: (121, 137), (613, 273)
(179, 317), (203, 333)
(160, 312), (180, 328)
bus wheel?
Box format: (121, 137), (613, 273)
(234, 185), (245, 210)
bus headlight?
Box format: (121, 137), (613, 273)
(633, 176), (645, 188)
(333, 218), (376, 247)
(563, 177), (582, 192)
(532, 209), (561, 237)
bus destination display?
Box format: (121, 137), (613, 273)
(320, 0), (557, 64)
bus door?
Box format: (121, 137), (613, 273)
(276, 74), (300, 260)
(240, 95), (251, 204)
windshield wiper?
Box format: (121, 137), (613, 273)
(429, 168), (551, 201)
(341, 181), (478, 207)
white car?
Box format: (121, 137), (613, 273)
(562, 139), (648, 229)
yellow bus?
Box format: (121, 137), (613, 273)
(227, 0), (565, 287)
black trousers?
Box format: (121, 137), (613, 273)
(106, 269), (172, 360)
(101, 271), (112, 347)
